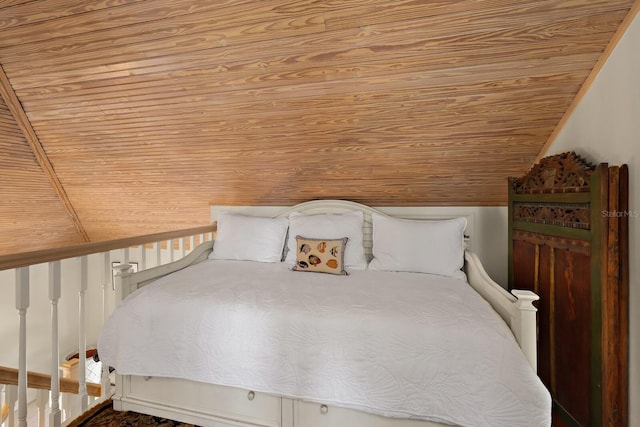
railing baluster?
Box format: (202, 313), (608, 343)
(101, 252), (112, 397)
(61, 392), (76, 423)
(6, 384), (17, 427)
(0, 227), (213, 423)
(78, 257), (88, 412)
(1, 384), (5, 424)
(37, 389), (47, 427)
(49, 260), (62, 427)
(140, 243), (147, 270)
(0, 384), (7, 426)
(15, 267), (29, 427)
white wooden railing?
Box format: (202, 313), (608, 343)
(0, 225), (215, 427)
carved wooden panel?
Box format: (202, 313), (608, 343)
(509, 153), (629, 426)
(511, 151), (595, 194)
(513, 202), (591, 229)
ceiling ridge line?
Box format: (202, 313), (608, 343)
(0, 63), (90, 243)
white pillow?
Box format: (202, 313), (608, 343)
(368, 213), (467, 278)
(209, 212), (289, 262)
(285, 211), (367, 269)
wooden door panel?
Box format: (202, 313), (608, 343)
(553, 248), (591, 426)
(537, 244), (552, 391)
(512, 239), (537, 290)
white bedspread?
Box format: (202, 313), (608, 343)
(98, 260), (551, 426)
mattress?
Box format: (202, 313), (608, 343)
(98, 259), (551, 426)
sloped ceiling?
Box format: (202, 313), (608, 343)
(0, 0), (637, 256)
(0, 94), (86, 253)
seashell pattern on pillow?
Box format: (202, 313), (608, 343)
(291, 236), (349, 275)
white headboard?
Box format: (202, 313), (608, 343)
(211, 199), (473, 261)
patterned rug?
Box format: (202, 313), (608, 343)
(68, 399), (200, 427)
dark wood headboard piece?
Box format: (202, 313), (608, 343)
(511, 152), (594, 230)
(512, 230), (591, 256)
(512, 202), (591, 230)
(511, 151), (595, 194)
(508, 151), (629, 427)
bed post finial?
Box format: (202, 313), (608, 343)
(510, 289), (539, 372)
(112, 264), (134, 303)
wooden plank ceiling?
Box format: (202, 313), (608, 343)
(0, 0), (636, 255)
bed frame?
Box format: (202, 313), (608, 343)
(508, 152), (629, 427)
(111, 200), (541, 427)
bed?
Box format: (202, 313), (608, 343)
(98, 200), (551, 427)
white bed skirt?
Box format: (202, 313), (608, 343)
(114, 375), (453, 427)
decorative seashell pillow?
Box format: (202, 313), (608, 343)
(291, 236), (349, 275)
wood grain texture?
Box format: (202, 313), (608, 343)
(0, 365), (101, 397)
(537, 0), (640, 160)
(553, 248), (591, 425)
(509, 153), (629, 426)
(0, 64), (89, 241)
(0, 0), (636, 255)
(0, 94), (86, 254)
(616, 165), (630, 427)
(0, 224), (214, 271)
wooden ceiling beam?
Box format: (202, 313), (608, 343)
(0, 63), (90, 242)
